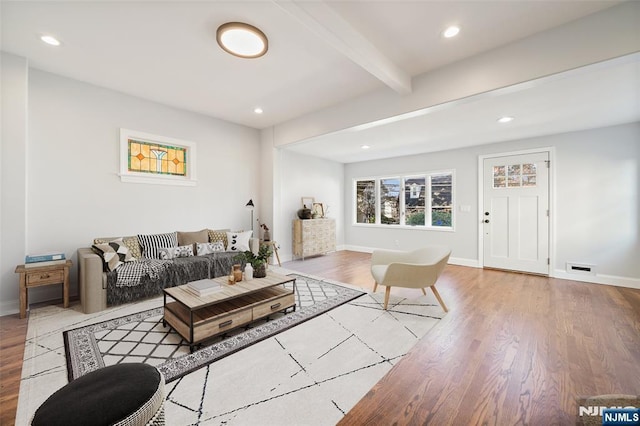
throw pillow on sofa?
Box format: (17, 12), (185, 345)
(196, 241), (225, 255)
(226, 230), (252, 252)
(177, 229), (209, 252)
(94, 236), (142, 260)
(92, 239), (134, 271)
(158, 245), (194, 260)
(207, 229), (229, 248)
(138, 232), (178, 259)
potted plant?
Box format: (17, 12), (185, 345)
(234, 244), (273, 278)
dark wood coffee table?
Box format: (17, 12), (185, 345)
(163, 272), (296, 351)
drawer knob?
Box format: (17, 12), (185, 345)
(40, 274), (50, 279)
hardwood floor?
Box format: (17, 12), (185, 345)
(285, 251), (640, 425)
(0, 314), (28, 426)
(1, 251), (638, 425)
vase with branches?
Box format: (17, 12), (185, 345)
(258, 221), (271, 241)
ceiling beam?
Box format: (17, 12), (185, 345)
(273, 0), (412, 95)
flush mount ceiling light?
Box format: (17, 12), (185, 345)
(40, 35), (61, 46)
(497, 116), (515, 123)
(361, 145), (371, 150)
(216, 22), (268, 58)
(442, 26), (460, 38)
(253, 107), (263, 114)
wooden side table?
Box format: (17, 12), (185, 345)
(15, 260), (71, 318)
(261, 240), (281, 267)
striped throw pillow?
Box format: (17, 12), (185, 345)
(137, 232), (178, 259)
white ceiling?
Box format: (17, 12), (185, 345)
(286, 54), (640, 163)
(1, 0), (620, 130)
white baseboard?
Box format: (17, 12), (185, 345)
(552, 269), (640, 289)
(343, 245), (374, 253)
(0, 299), (19, 317)
(448, 257), (481, 268)
(277, 245), (347, 264)
(343, 245), (480, 268)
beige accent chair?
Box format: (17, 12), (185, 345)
(371, 246), (451, 312)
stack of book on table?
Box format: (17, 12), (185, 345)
(185, 279), (223, 297)
(24, 251), (66, 268)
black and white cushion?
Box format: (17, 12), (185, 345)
(158, 245), (194, 260)
(196, 241), (225, 255)
(92, 239), (134, 272)
(137, 232), (178, 260)
(226, 230), (252, 252)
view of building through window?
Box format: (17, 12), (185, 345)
(380, 178), (401, 224)
(355, 171), (453, 228)
(405, 177), (426, 226)
(356, 179), (376, 223)
(431, 174), (452, 226)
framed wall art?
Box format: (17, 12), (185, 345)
(312, 202), (325, 218)
(301, 197), (315, 209)
(119, 128), (197, 186)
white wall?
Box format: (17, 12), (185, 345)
(344, 122), (640, 287)
(276, 150), (344, 261)
(1, 53), (29, 315)
(259, 128), (276, 243)
(0, 67), (260, 315)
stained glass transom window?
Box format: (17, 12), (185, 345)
(493, 163), (536, 188)
(128, 139), (187, 176)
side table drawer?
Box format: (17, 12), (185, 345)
(253, 293), (295, 319)
(27, 270), (64, 286)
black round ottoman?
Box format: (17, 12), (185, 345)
(32, 363), (165, 426)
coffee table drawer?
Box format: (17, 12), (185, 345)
(253, 293), (295, 319)
(194, 309), (252, 342)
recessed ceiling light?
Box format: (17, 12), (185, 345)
(361, 145), (370, 150)
(254, 107), (263, 114)
(497, 116), (514, 123)
(40, 35), (61, 46)
(217, 22), (268, 59)
(442, 26), (460, 38)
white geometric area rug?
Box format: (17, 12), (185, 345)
(16, 270), (445, 425)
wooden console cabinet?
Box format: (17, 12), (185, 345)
(292, 218), (336, 260)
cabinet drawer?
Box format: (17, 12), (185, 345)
(27, 270), (64, 286)
(253, 293), (295, 319)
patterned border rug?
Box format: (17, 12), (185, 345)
(64, 274), (364, 382)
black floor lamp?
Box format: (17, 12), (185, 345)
(245, 199), (255, 233)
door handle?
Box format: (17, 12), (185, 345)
(484, 212), (490, 216)
(484, 219), (490, 223)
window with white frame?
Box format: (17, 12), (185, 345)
(354, 171), (454, 229)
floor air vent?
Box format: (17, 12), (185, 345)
(566, 262), (596, 275)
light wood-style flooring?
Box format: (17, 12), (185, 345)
(284, 251), (640, 425)
(1, 250), (638, 425)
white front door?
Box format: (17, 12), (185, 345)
(483, 152), (549, 275)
